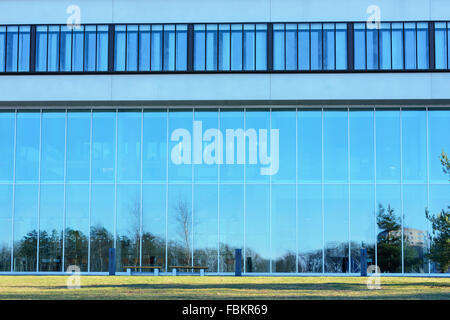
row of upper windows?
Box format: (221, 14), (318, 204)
(0, 22), (449, 73)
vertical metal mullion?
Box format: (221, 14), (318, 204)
(114, 109), (118, 255)
(36, 110), (42, 272)
(139, 109), (143, 268)
(390, 23), (393, 70)
(425, 107), (430, 273)
(62, 110), (67, 272)
(10, 111), (17, 272)
(108, 24), (114, 72)
(229, 24), (232, 71)
(284, 24), (286, 71)
(267, 23), (273, 72)
(377, 23), (380, 70)
(374, 107), (377, 269)
(70, 28), (73, 72)
(347, 108), (351, 273)
(30, 25), (36, 72)
(149, 25), (152, 71)
(269, 108), (272, 273)
(88, 110), (93, 272)
(364, 23), (367, 70)
(204, 25), (207, 70)
(174, 24), (177, 71)
(321, 108), (325, 274)
(429, 22), (435, 70)
(400, 107), (404, 274)
(295, 108), (298, 273)
(309, 24), (311, 71)
(187, 24), (193, 72)
(162, 25), (164, 71)
(243, 108), (246, 273)
(4, 26), (7, 71)
(82, 26), (86, 72)
(137, 25), (140, 72)
(217, 108), (220, 273)
(296, 24), (299, 70)
(217, 24), (220, 71)
(241, 24), (244, 71)
(403, 22), (406, 70)
(191, 108), (194, 268)
(334, 23), (337, 70)
(165, 109), (169, 272)
(347, 23), (354, 71)
(253, 24), (256, 71)
(321, 23), (324, 70)
(415, 23), (418, 69)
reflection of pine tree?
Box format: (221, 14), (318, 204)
(90, 226), (113, 272)
(174, 197), (191, 266)
(14, 230), (38, 271)
(0, 243), (11, 271)
(64, 228), (88, 270)
(377, 204), (402, 273)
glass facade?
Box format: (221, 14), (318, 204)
(0, 107), (448, 274)
(1, 21), (448, 73)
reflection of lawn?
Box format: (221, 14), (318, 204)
(0, 276), (448, 300)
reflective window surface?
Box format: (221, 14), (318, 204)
(435, 22), (449, 69)
(1, 107), (448, 274)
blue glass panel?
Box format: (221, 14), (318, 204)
(272, 185), (296, 273)
(311, 24), (322, 70)
(272, 109), (296, 183)
(97, 25), (109, 71)
(14, 184), (38, 272)
(114, 25), (126, 71)
(66, 111), (91, 182)
(273, 24), (285, 70)
(350, 185), (375, 272)
(126, 25), (138, 71)
(255, 24), (267, 70)
(142, 184), (166, 269)
(47, 26), (59, 72)
(116, 184), (140, 270)
(245, 109), (270, 183)
(218, 24), (230, 71)
(323, 23), (335, 70)
(92, 111), (116, 182)
(417, 23), (429, 69)
(219, 184), (244, 272)
(0, 185), (12, 271)
(16, 112), (40, 182)
(403, 185), (429, 273)
(324, 110), (348, 183)
(324, 185), (349, 273)
(0, 112), (15, 182)
(335, 24), (347, 70)
(380, 23), (392, 69)
(90, 184), (114, 272)
(41, 112), (65, 182)
(367, 27), (379, 69)
(404, 23), (416, 69)
(18, 26), (30, 72)
(206, 24), (217, 71)
(72, 26), (84, 71)
(65, 184), (89, 272)
(0, 26), (5, 72)
(168, 109), (192, 182)
(6, 26), (18, 72)
(434, 22), (447, 69)
(151, 25), (162, 71)
(298, 184), (323, 273)
(36, 26), (47, 72)
(167, 184), (192, 266)
(143, 110), (167, 182)
(138, 25), (150, 71)
(176, 25), (187, 71)
(298, 24), (310, 70)
(193, 184), (218, 271)
(84, 25), (96, 72)
(285, 24), (297, 70)
(219, 109), (244, 182)
(298, 110), (322, 182)
(243, 24), (255, 70)
(194, 24), (205, 71)
(354, 23), (366, 70)
(60, 26), (72, 72)
(349, 110), (374, 183)
(163, 24), (175, 71)
(246, 184), (270, 273)
(376, 110), (401, 183)
(428, 109), (450, 182)
(392, 23), (404, 69)
(376, 185), (402, 273)
(117, 111), (141, 182)
(193, 110), (218, 182)
(402, 110), (427, 183)
(39, 184), (64, 272)
(231, 24), (242, 70)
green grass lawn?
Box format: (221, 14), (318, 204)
(0, 276), (449, 300)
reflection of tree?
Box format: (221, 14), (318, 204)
(172, 197), (191, 266)
(117, 196), (140, 269)
(0, 243), (11, 271)
(376, 204), (402, 273)
(273, 251), (296, 272)
(39, 229), (62, 271)
(64, 228), (88, 270)
(90, 226), (113, 272)
(13, 230), (37, 271)
(425, 151), (450, 273)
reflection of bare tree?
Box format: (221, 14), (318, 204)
(174, 197), (191, 265)
(117, 195), (140, 269)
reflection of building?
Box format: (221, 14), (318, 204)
(0, 0), (449, 275)
(378, 228), (428, 247)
